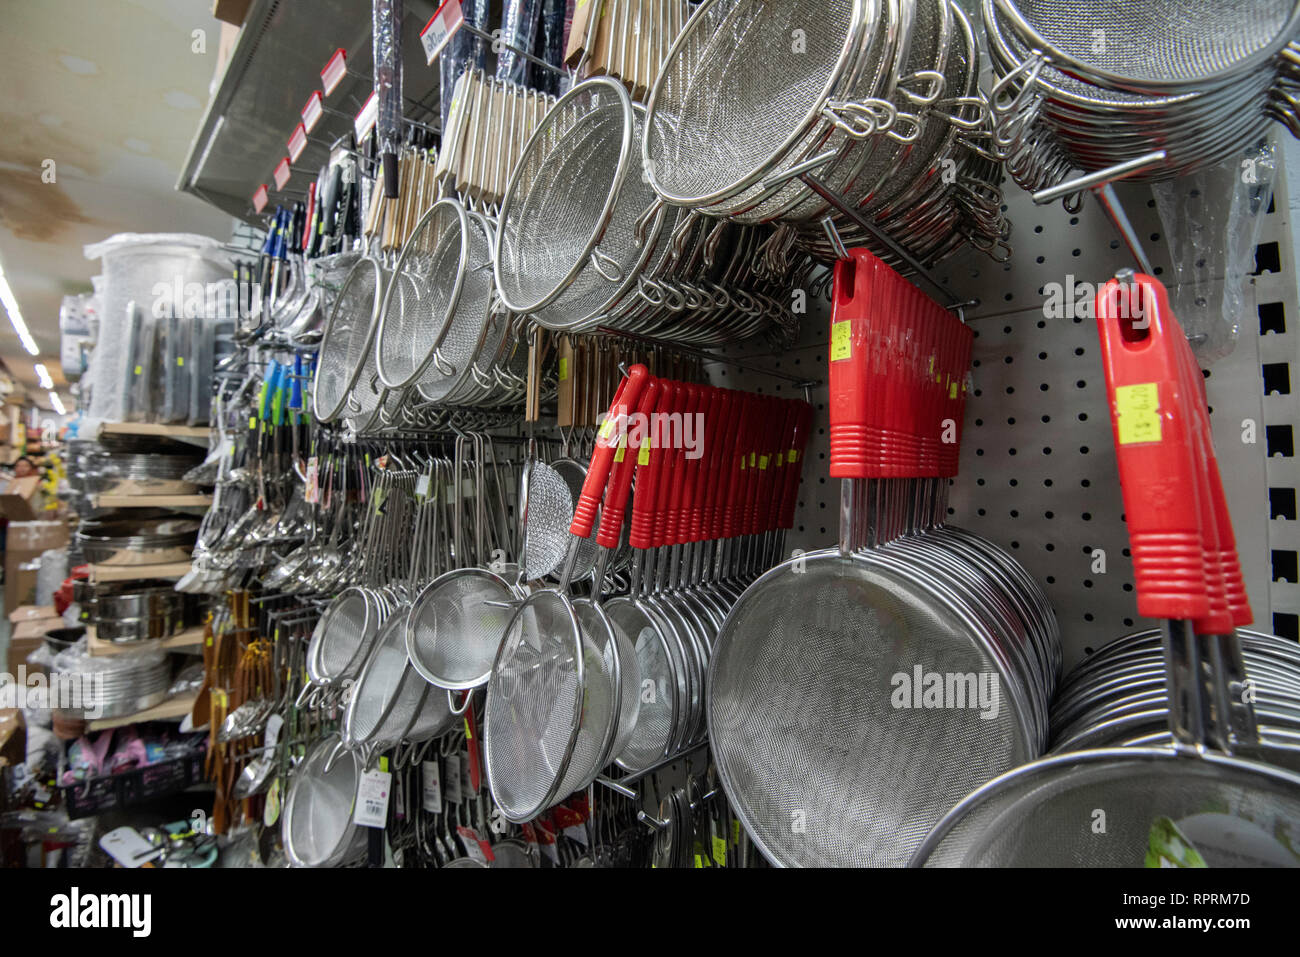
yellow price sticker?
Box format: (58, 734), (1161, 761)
(177, 357), (185, 367)
(759, 455), (769, 470)
(134, 365), (143, 376)
(788, 448), (799, 464)
(558, 357), (568, 381)
(637, 442), (651, 466)
(598, 418), (616, 440)
(776, 451), (785, 467)
(830, 320), (852, 361)
(379, 756), (389, 773)
(949, 381), (958, 399)
(749, 451), (757, 468)
(613, 437), (627, 463)
(1115, 382), (1162, 445)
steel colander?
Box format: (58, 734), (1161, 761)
(911, 748), (1300, 867)
(707, 549), (1037, 867)
(313, 258), (383, 423)
(310, 587), (385, 685)
(282, 735), (367, 868)
(405, 568), (518, 690)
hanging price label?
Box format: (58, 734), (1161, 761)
(420, 0), (465, 64)
(320, 48), (347, 96)
(273, 157), (291, 190)
(421, 760), (442, 813)
(301, 93), (324, 134)
(305, 456), (319, 504)
(288, 122), (309, 162)
(456, 825), (495, 865)
(252, 184), (269, 213)
(354, 767), (392, 828)
(443, 753), (462, 803)
(354, 91), (378, 142)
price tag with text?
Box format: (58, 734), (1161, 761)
(288, 122), (309, 162)
(301, 93), (324, 134)
(354, 767), (392, 828)
(420, 0), (465, 63)
(273, 157), (291, 190)
(252, 184), (269, 213)
(321, 49), (347, 96)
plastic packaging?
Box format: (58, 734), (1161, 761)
(1151, 136), (1277, 365)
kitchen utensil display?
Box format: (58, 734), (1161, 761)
(707, 251), (1058, 866)
(910, 273), (1300, 867)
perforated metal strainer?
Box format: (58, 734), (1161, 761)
(405, 567), (518, 691)
(343, 609), (430, 751)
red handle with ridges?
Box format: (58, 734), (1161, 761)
(571, 365), (650, 537)
(651, 381), (682, 549)
(628, 376), (669, 550)
(597, 376), (661, 549)
(1095, 276), (1208, 621)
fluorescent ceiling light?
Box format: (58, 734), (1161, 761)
(48, 392), (66, 415)
(0, 263), (41, 356)
(34, 363), (53, 389)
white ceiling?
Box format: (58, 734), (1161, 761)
(0, 0), (235, 409)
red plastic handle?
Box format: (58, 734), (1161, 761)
(628, 380), (669, 550)
(705, 389), (739, 541)
(1095, 276), (1208, 621)
(571, 364), (650, 537)
(651, 381), (683, 549)
(667, 384), (703, 545)
(596, 376), (661, 549)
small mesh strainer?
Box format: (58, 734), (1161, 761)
(374, 200), (466, 391)
(282, 735), (367, 868)
(405, 567), (518, 691)
(521, 460), (576, 582)
(313, 258), (384, 423)
(308, 586), (386, 686)
(343, 610), (430, 750)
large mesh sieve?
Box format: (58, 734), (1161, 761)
(522, 461), (576, 581)
(552, 598), (620, 799)
(375, 200), (465, 390)
(645, 0), (866, 208)
(406, 568), (517, 690)
(708, 552), (1035, 867)
(283, 736), (365, 868)
(313, 258), (382, 422)
(404, 682), (456, 742)
(484, 590), (585, 821)
(912, 748), (1300, 867)
(997, 0), (1297, 88)
(414, 210), (499, 403)
(496, 79), (629, 314)
(343, 611), (426, 748)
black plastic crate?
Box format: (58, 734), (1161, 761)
(62, 750), (206, 820)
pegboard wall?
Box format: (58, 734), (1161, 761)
(710, 162), (1299, 672)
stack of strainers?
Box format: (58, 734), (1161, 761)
(985, 0), (1300, 198)
(495, 76), (800, 346)
(483, 369), (658, 821)
(643, 0), (1011, 268)
(911, 273), (1300, 867)
(50, 641), (171, 720)
(282, 734), (369, 868)
(302, 586), (392, 702)
(1049, 628), (1300, 754)
(707, 260), (1059, 865)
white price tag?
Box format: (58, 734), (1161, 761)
(457, 825), (494, 865)
(301, 93), (324, 135)
(273, 157), (291, 190)
(305, 457), (319, 504)
(563, 824), (589, 846)
(320, 48), (347, 97)
(420, 0), (465, 63)
(415, 470), (431, 500)
(252, 184), (269, 213)
(288, 122), (309, 162)
(421, 760), (442, 813)
(354, 91), (378, 142)
(443, 754), (462, 804)
(353, 768), (392, 828)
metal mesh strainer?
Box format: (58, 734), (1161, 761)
(644, 0), (865, 208)
(551, 459), (600, 581)
(313, 258), (383, 423)
(484, 589), (586, 822)
(375, 200), (465, 390)
(406, 568), (517, 690)
(415, 209), (499, 403)
(496, 79), (629, 314)
(998, 0), (1298, 88)
(605, 595), (682, 772)
(283, 735), (366, 868)
(707, 549), (1036, 867)
(522, 460), (576, 582)
(311, 587), (384, 685)
(343, 610), (429, 750)
(912, 748), (1300, 867)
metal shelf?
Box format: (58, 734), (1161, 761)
(86, 691), (200, 732)
(178, 0), (445, 221)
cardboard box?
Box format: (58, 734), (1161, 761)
(8, 605), (58, 625)
(7, 637), (48, 677)
(0, 710), (23, 769)
(0, 476), (41, 521)
(4, 521), (69, 613)
(12, 618), (64, 642)
(212, 0), (252, 26)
